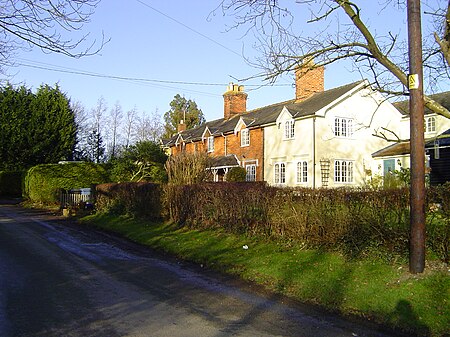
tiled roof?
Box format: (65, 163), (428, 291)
(372, 129), (450, 157)
(209, 155), (240, 168)
(372, 142), (411, 158)
(165, 80), (365, 146)
(394, 91), (450, 116)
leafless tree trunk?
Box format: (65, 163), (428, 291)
(123, 107), (137, 148)
(107, 101), (123, 159)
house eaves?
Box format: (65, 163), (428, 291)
(372, 142), (411, 158)
(394, 90), (450, 116)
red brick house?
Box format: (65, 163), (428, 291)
(162, 64), (325, 182)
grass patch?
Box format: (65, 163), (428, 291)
(80, 213), (450, 337)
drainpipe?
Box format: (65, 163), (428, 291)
(262, 128), (265, 182)
(312, 117), (316, 189)
(222, 133), (227, 156)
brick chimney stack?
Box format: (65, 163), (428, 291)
(223, 83), (247, 120)
(295, 60), (324, 102)
(177, 120), (186, 133)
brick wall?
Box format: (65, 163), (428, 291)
(225, 127), (264, 181)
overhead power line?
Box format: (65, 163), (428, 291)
(16, 58), (291, 89)
(135, 0), (243, 59)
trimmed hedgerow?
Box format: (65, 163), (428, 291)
(0, 170), (25, 197)
(24, 162), (110, 204)
(95, 182), (162, 220)
(164, 182), (276, 234)
(162, 183), (450, 262)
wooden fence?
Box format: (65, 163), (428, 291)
(60, 188), (93, 208)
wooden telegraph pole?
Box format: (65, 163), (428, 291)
(407, 0), (426, 273)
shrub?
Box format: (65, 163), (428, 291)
(96, 182), (161, 219)
(109, 141), (167, 183)
(24, 162), (110, 204)
(163, 182), (275, 234)
(0, 170), (25, 197)
(165, 152), (212, 185)
(225, 166), (247, 182)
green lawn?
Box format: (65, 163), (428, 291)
(80, 213), (450, 337)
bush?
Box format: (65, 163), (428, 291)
(163, 182), (275, 234)
(225, 166), (247, 182)
(109, 141), (167, 183)
(96, 182), (161, 219)
(0, 170), (25, 197)
(24, 162), (110, 204)
(165, 152), (212, 185)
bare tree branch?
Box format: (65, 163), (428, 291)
(0, 0), (108, 71)
(219, 0), (450, 118)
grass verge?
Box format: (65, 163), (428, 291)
(80, 213), (449, 337)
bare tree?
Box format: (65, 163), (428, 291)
(147, 108), (164, 142)
(123, 106), (138, 148)
(134, 109), (164, 143)
(87, 96), (107, 163)
(218, 0), (450, 118)
(0, 0), (107, 71)
(71, 100), (90, 160)
(107, 100), (123, 159)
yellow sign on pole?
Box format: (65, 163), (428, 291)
(408, 74), (419, 90)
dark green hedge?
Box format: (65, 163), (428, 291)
(24, 162), (110, 204)
(0, 170), (25, 197)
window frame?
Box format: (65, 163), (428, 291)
(334, 117), (354, 138)
(241, 128), (250, 147)
(274, 162), (286, 184)
(207, 136), (214, 153)
(296, 161), (308, 184)
(284, 119), (295, 140)
(334, 160), (354, 183)
(425, 116), (436, 133)
(245, 164), (256, 181)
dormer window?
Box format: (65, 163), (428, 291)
(284, 120), (295, 139)
(425, 116), (436, 133)
(207, 136), (214, 153)
(241, 128), (250, 147)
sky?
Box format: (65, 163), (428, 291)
(4, 1), (447, 123)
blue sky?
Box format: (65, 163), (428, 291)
(6, 1), (446, 122)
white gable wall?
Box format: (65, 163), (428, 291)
(264, 86), (404, 188)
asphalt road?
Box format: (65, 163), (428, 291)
(0, 203), (400, 337)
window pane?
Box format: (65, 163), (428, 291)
(280, 163), (286, 183)
(342, 119), (347, 137)
(302, 161), (308, 182)
(275, 164), (280, 184)
(335, 161), (340, 182)
(246, 165), (256, 181)
(335, 118), (340, 136)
